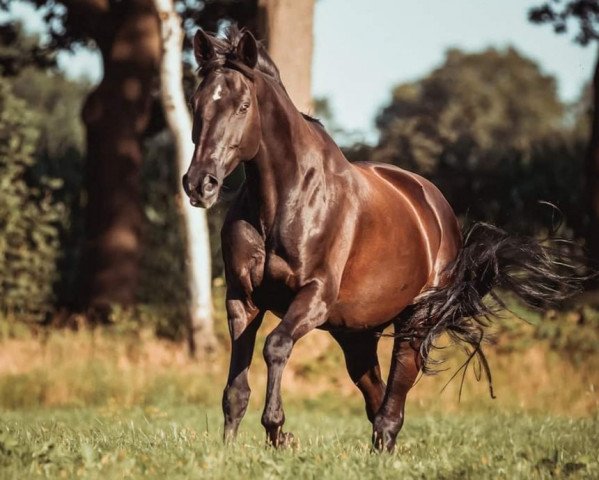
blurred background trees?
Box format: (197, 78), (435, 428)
(529, 0), (599, 279)
(373, 48), (564, 174)
(0, 77), (64, 319)
(0, 0), (316, 349)
(0, 0), (597, 347)
(0, 26), (86, 320)
(355, 47), (588, 236)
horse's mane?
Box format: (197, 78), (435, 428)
(198, 25), (282, 83)
(199, 25), (322, 126)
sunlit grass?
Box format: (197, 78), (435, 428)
(0, 302), (597, 477)
(0, 311), (597, 415)
(0, 406), (597, 479)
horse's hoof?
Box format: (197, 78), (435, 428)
(223, 431), (236, 445)
(267, 430), (298, 449)
(372, 431), (395, 453)
(278, 431), (297, 448)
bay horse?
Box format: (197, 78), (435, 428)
(183, 27), (581, 451)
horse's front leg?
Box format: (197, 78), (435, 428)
(261, 280), (333, 447)
(222, 294), (264, 442)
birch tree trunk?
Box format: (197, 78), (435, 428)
(153, 0), (216, 355)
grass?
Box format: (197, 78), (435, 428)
(0, 303), (598, 478)
(0, 406), (597, 479)
(0, 318), (596, 415)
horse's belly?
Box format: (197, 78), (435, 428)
(329, 239), (430, 329)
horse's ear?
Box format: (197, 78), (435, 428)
(193, 29), (215, 66)
(236, 30), (258, 68)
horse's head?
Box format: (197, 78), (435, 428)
(183, 28), (262, 208)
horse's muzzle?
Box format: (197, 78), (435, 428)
(182, 172), (220, 208)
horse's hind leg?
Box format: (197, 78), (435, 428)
(331, 329), (386, 423)
(222, 297), (264, 442)
(372, 331), (421, 452)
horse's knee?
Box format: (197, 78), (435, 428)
(263, 330), (293, 366)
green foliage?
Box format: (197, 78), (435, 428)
(9, 66), (86, 163)
(0, 78), (64, 319)
(1, 29), (87, 176)
(0, 23), (56, 75)
(10, 67), (88, 306)
(8, 0), (259, 54)
(0, 407), (597, 478)
(493, 298), (599, 359)
(138, 133), (190, 338)
(0, 27), (88, 313)
(523, 306), (599, 363)
(374, 47), (563, 173)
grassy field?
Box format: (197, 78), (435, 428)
(1, 406), (597, 479)
(0, 305), (598, 478)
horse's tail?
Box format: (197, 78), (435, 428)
(398, 222), (589, 396)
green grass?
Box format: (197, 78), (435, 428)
(0, 306), (597, 479)
(0, 406), (597, 479)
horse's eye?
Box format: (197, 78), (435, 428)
(239, 102), (250, 114)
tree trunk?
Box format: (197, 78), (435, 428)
(153, 0), (216, 355)
(80, 1), (161, 314)
(258, 0), (314, 113)
(586, 46), (599, 283)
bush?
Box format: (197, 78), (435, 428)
(0, 78), (64, 320)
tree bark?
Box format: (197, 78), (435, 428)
(257, 0), (315, 113)
(153, 0), (216, 355)
(586, 45), (599, 282)
(79, 1), (161, 313)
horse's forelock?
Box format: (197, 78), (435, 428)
(223, 59), (256, 81)
(197, 25), (282, 84)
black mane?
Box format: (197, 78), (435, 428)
(198, 25), (282, 83)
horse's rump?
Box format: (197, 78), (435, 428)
(330, 163), (462, 328)
(364, 163), (462, 287)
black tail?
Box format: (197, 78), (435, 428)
(397, 222), (589, 396)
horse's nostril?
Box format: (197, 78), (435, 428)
(202, 174), (219, 195)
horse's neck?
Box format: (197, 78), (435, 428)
(244, 78), (324, 232)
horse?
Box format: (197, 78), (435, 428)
(182, 27), (582, 451)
